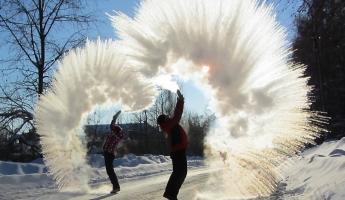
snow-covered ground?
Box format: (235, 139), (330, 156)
(1, 138), (345, 200)
(0, 154), (205, 199)
(277, 137), (345, 200)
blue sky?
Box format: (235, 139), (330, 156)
(86, 0), (300, 41)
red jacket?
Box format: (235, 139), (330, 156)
(160, 98), (188, 152)
(103, 131), (124, 154)
(103, 120), (124, 154)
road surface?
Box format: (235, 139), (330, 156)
(6, 168), (211, 200)
(4, 167), (292, 200)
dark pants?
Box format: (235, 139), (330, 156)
(104, 152), (120, 189)
(164, 150), (187, 200)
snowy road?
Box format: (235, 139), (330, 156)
(0, 167), (291, 200)
(4, 168), (211, 200)
(86, 168), (210, 200)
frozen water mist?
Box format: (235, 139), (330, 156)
(36, 0), (327, 198)
(36, 40), (156, 190)
(111, 0), (327, 197)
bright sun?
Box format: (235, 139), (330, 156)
(202, 65), (210, 73)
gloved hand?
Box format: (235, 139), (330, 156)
(177, 90), (184, 101)
(113, 110), (121, 121)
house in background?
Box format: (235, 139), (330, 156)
(84, 123), (167, 155)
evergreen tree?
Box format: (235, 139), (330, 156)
(293, 0), (345, 139)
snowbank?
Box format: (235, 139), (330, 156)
(0, 159), (46, 176)
(282, 137), (345, 200)
(87, 154), (171, 168)
(0, 154), (204, 189)
(0, 159), (54, 193)
(88, 154), (204, 183)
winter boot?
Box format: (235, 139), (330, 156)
(110, 186), (120, 194)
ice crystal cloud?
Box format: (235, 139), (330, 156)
(36, 0), (326, 198)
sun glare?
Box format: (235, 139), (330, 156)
(202, 65), (210, 73)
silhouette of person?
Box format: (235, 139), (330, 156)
(157, 90), (188, 200)
(103, 110), (123, 194)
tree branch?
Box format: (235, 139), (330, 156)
(0, 14), (37, 66)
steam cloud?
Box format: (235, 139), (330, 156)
(36, 0), (327, 198)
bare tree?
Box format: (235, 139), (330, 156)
(0, 0), (93, 156)
(145, 89), (177, 128)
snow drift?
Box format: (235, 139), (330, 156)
(36, 0), (327, 198)
(282, 138), (345, 199)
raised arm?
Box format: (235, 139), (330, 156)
(110, 110), (121, 128)
(112, 110), (121, 123)
(170, 90), (184, 125)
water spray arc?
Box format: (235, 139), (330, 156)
(36, 40), (156, 190)
(112, 0), (326, 197)
(36, 0), (326, 198)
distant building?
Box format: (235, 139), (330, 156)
(84, 123), (167, 155)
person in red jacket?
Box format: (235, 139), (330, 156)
(157, 90), (188, 200)
(103, 110), (124, 194)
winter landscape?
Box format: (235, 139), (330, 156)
(1, 138), (345, 199)
(1, 0), (344, 199)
